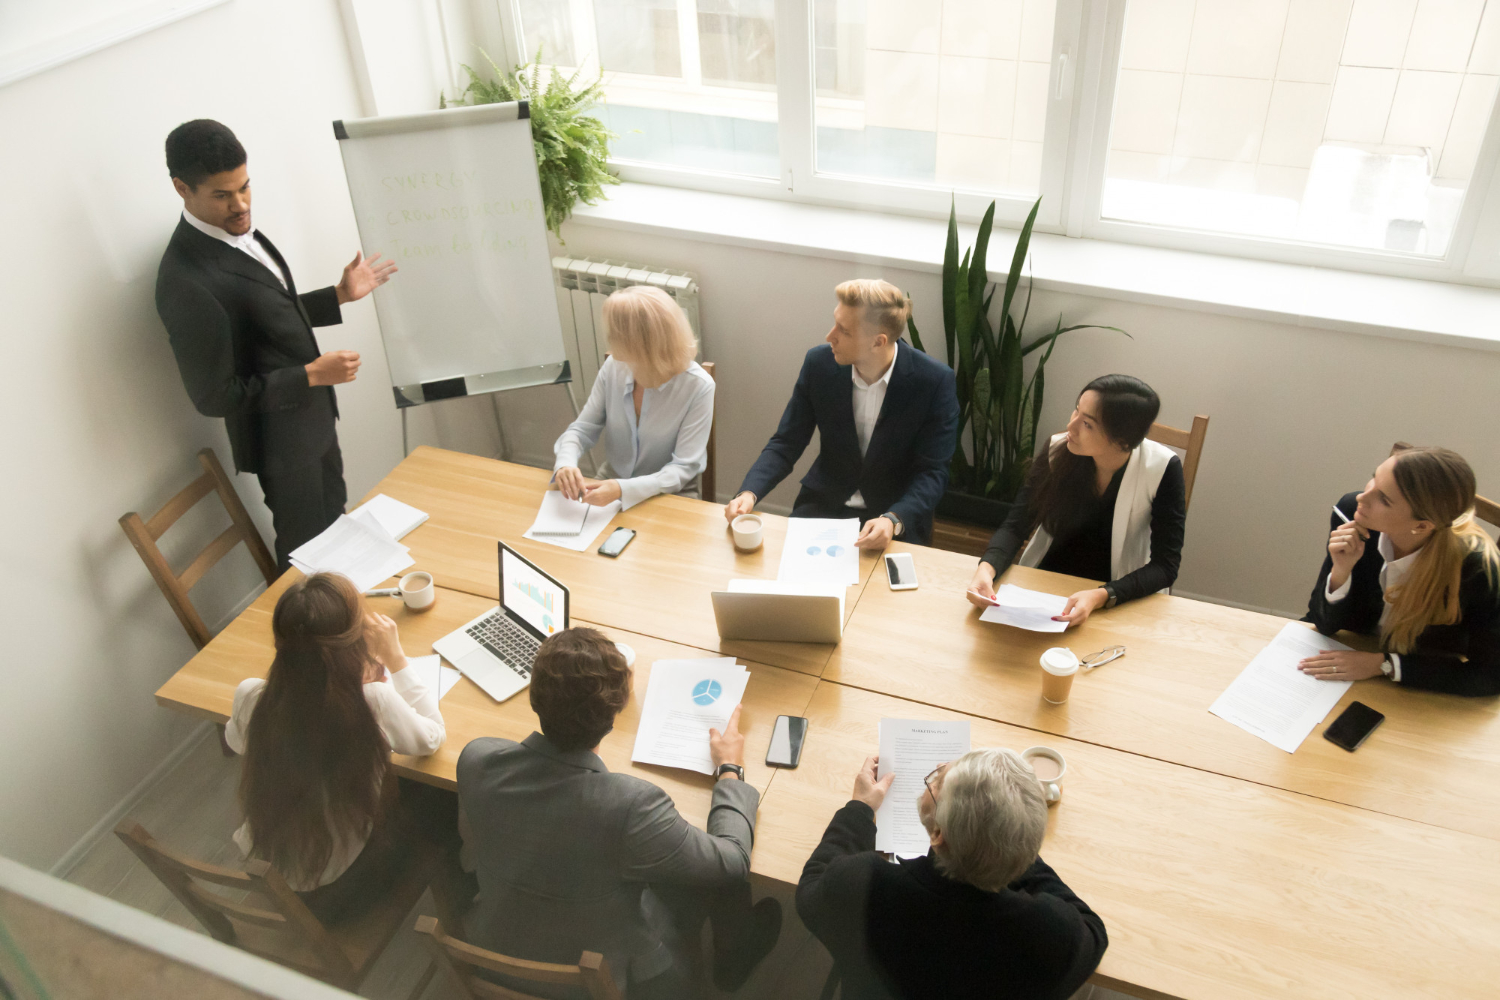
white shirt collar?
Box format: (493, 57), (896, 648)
(851, 342), (898, 390)
(182, 208), (258, 250)
(1377, 532), (1422, 573)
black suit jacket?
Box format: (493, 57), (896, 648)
(738, 344), (959, 544)
(796, 801), (1107, 1000)
(1305, 492), (1500, 696)
(156, 217), (343, 475)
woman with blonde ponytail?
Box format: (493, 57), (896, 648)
(1301, 446), (1500, 696)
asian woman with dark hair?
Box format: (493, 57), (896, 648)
(966, 375), (1187, 627)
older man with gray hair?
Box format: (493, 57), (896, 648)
(797, 748), (1106, 1000)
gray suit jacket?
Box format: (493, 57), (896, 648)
(457, 733), (759, 988)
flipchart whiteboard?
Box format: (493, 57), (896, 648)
(334, 101), (569, 406)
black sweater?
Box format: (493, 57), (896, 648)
(796, 801), (1107, 1000)
(1305, 493), (1500, 696)
(981, 449), (1185, 603)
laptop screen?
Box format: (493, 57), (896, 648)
(500, 544), (566, 640)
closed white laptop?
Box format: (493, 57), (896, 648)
(432, 541), (569, 702)
(710, 579), (844, 644)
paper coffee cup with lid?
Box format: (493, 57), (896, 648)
(1039, 647), (1079, 704)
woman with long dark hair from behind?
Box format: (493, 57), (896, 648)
(226, 572), (453, 922)
(966, 375), (1187, 627)
(1300, 445), (1500, 695)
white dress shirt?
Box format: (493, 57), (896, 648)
(553, 357), (717, 510)
(846, 342), (898, 509)
(1325, 532), (1417, 681)
(182, 209), (287, 289)
(225, 667), (445, 889)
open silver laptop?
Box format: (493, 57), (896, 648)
(432, 542), (569, 702)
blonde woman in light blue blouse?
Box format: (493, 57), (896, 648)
(553, 285), (715, 510)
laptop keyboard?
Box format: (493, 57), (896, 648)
(465, 614), (540, 677)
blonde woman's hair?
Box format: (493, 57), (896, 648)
(932, 748), (1047, 891)
(1383, 445), (1500, 653)
(835, 279), (912, 340)
(603, 285), (698, 388)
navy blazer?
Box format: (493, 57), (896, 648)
(1305, 492), (1500, 696)
(738, 344), (959, 544)
(156, 218), (343, 475)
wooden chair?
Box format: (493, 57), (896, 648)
(119, 448), (277, 650)
(701, 360), (718, 502)
(1474, 494), (1499, 530)
(1147, 414), (1210, 510)
(115, 820), (438, 994)
(414, 915), (623, 1000)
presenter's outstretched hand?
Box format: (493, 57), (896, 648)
(966, 562), (999, 608)
(724, 492), (756, 522)
(306, 350), (361, 386)
(336, 251), (398, 304)
(851, 755), (895, 811)
(582, 479), (622, 506)
(1298, 648), (1385, 681)
(709, 704), (746, 773)
(1054, 588), (1108, 628)
(555, 466), (587, 501)
(855, 516), (894, 550)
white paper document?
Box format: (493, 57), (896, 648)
(289, 515), (414, 591)
(523, 490), (621, 552)
(1209, 623), (1354, 753)
(979, 584), (1069, 633)
(387, 655), (462, 701)
(632, 658), (749, 775)
(778, 517), (860, 586)
(349, 493), (429, 541)
(875, 718), (972, 856)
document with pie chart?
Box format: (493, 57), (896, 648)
(632, 657), (751, 774)
(778, 517), (860, 586)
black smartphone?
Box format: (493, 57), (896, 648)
(766, 715), (809, 768)
(598, 527), (636, 558)
(1323, 701), (1385, 752)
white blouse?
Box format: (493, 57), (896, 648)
(225, 667), (445, 889)
(553, 357), (716, 510)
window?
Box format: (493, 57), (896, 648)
(484, 0), (1500, 281)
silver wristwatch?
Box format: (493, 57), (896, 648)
(881, 511), (904, 537)
(716, 763), (745, 780)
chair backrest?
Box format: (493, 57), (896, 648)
(119, 448), (277, 649)
(1474, 494), (1500, 530)
(701, 360), (718, 503)
(1147, 415), (1210, 510)
(113, 821), (358, 987)
(414, 915), (624, 1000)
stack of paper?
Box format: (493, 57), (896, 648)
(386, 654), (463, 701)
(979, 584), (1069, 633)
(290, 514), (414, 591)
(875, 718), (972, 856)
(523, 490), (621, 552)
(350, 494), (429, 541)
(778, 517), (860, 586)
(632, 657), (750, 774)
(1209, 623), (1353, 753)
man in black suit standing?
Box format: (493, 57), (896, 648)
(724, 279), (959, 547)
(156, 120), (395, 570)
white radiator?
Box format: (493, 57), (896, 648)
(551, 257), (702, 406)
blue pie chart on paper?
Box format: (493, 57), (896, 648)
(692, 679), (723, 705)
(825, 545), (844, 557)
(806, 545), (822, 556)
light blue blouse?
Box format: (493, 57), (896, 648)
(553, 357), (716, 510)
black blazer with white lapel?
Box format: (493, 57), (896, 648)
(155, 217), (343, 475)
(738, 343), (959, 544)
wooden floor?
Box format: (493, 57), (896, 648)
(66, 728), (1121, 1000)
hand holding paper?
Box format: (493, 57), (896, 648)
(978, 584), (1070, 633)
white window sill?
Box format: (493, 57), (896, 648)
(567, 183), (1500, 354)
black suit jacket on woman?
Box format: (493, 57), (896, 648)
(1306, 492), (1500, 696)
(156, 218), (343, 475)
(737, 344), (959, 544)
(796, 801), (1107, 1000)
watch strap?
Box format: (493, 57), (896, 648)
(716, 763), (745, 780)
(1103, 583), (1119, 609)
(882, 512), (903, 536)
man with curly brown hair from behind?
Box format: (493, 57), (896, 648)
(457, 627), (781, 998)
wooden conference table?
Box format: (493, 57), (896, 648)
(156, 447), (1500, 999)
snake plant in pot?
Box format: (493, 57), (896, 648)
(908, 197), (1128, 525)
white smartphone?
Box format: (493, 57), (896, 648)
(884, 552), (918, 590)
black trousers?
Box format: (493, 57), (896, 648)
(630, 881), (757, 1000)
(258, 439), (348, 571)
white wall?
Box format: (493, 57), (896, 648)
(546, 218), (1500, 619)
(0, 0), (405, 870)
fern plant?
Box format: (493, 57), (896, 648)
(444, 52), (618, 237)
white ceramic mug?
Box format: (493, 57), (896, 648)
(731, 514), (764, 552)
(1040, 646), (1080, 704)
(1021, 745), (1068, 803)
(399, 571), (435, 612)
